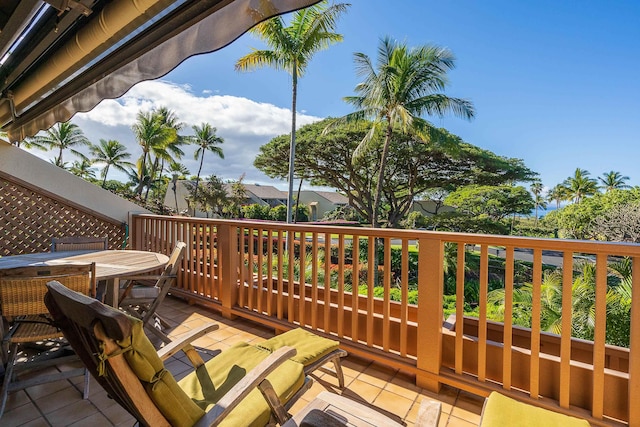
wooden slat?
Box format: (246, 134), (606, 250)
(400, 239), (409, 357)
(592, 253), (607, 419)
(287, 231), (295, 323)
(367, 236), (375, 347)
(311, 233), (319, 330)
(530, 248), (542, 399)
(629, 256), (640, 425)
(478, 244), (488, 382)
(238, 228), (246, 308)
(299, 231), (306, 327)
(257, 228), (264, 314)
(277, 231), (284, 320)
(266, 229), (273, 316)
(337, 234), (345, 338)
(383, 238), (391, 352)
(455, 242), (465, 375)
(324, 232), (331, 333)
(352, 235), (360, 344)
(502, 246), (514, 390)
(247, 227), (255, 311)
(559, 251), (573, 408)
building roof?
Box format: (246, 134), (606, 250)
(243, 184), (287, 200)
(313, 191), (349, 205)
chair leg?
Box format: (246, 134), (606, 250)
(82, 368), (90, 399)
(0, 344), (18, 419)
(145, 323), (172, 344)
(332, 357), (345, 389)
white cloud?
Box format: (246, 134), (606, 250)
(68, 80), (322, 186)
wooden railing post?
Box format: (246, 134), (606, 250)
(218, 223), (238, 319)
(416, 236), (444, 391)
(629, 256), (640, 425)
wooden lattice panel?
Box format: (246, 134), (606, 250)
(0, 177), (126, 256)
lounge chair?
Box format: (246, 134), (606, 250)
(44, 281), (312, 426)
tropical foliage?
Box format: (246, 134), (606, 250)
(236, 1), (349, 222)
(332, 36), (475, 227)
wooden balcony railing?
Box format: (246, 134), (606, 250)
(131, 214), (640, 426)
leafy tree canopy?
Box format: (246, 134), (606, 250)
(445, 185), (535, 221)
(254, 119), (535, 227)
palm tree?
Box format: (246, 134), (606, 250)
(131, 110), (173, 196)
(89, 139), (133, 187)
(530, 181), (545, 224)
(167, 162), (190, 213)
(335, 37), (475, 227)
(26, 122), (90, 166)
(235, 1), (349, 223)
(546, 184), (566, 209)
(188, 123), (225, 216)
(562, 168), (598, 204)
(598, 170), (630, 192)
(69, 158), (97, 180)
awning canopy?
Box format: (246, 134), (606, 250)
(0, 0), (319, 143)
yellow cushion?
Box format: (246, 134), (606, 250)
(481, 392), (590, 427)
(178, 341), (305, 427)
(116, 317), (204, 427)
(257, 328), (339, 366)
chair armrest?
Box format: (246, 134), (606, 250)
(156, 323), (219, 362)
(193, 346), (297, 427)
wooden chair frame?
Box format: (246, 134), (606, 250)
(118, 241), (186, 343)
(44, 281), (312, 427)
(51, 236), (108, 252)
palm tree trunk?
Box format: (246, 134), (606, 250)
(372, 123), (393, 228)
(135, 152), (147, 196)
(294, 177), (303, 223)
(102, 165), (109, 188)
(193, 153), (205, 216)
(286, 65), (298, 224)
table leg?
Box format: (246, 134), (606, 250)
(104, 278), (118, 307)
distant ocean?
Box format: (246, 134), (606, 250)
(530, 204), (559, 217)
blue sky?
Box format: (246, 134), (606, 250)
(69, 0), (640, 192)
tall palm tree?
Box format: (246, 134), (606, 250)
(598, 170), (630, 192)
(546, 184), (566, 209)
(26, 122), (90, 166)
(530, 181), (545, 224)
(235, 1), (349, 223)
(335, 37), (475, 227)
(131, 110), (173, 196)
(188, 123), (225, 215)
(90, 139), (133, 187)
(562, 168), (598, 204)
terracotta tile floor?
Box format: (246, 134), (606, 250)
(1, 296), (484, 426)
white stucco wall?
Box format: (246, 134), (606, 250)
(0, 141), (149, 223)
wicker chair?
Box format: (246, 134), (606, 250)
(118, 242), (186, 344)
(0, 264), (96, 418)
(51, 236), (108, 252)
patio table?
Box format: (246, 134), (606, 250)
(0, 250), (170, 307)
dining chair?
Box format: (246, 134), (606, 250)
(118, 241), (187, 343)
(44, 280), (312, 427)
(51, 236), (108, 252)
(0, 263), (96, 418)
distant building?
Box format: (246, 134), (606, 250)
(298, 190), (349, 221)
(163, 180), (286, 217)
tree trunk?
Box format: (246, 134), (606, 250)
(193, 152), (205, 216)
(372, 122), (393, 228)
(102, 165), (109, 188)
(135, 151), (148, 196)
(294, 177), (304, 223)
(286, 65), (298, 224)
